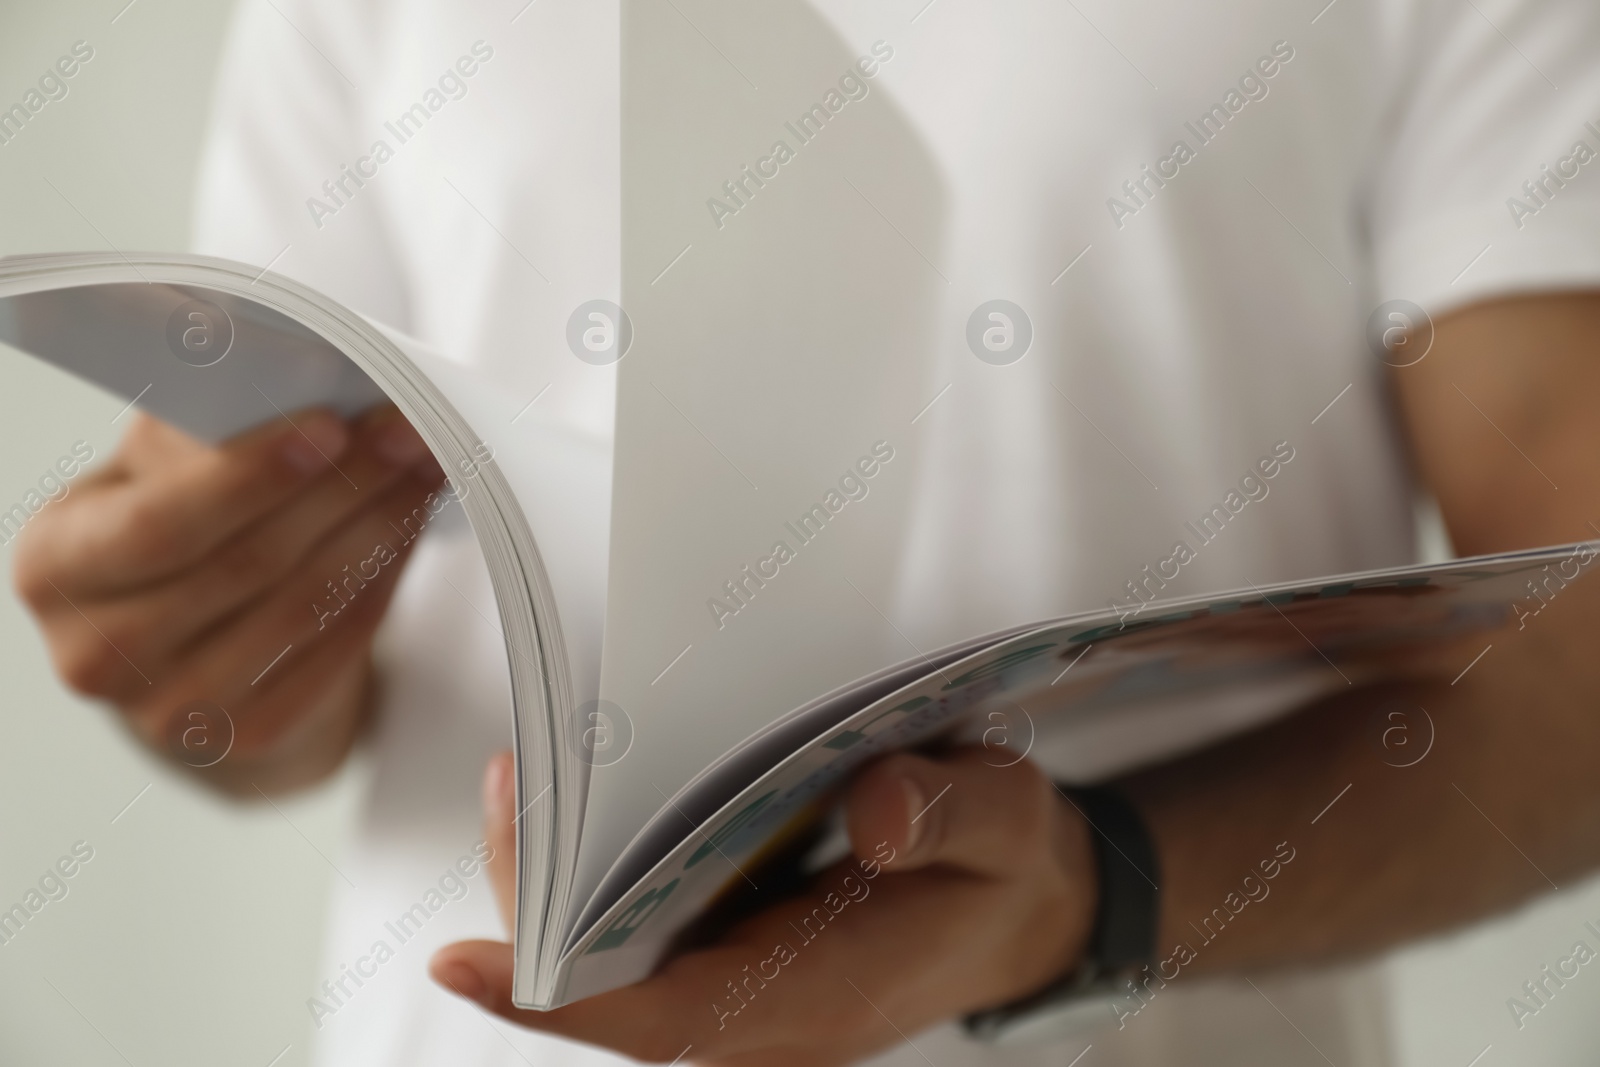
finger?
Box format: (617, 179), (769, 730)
(181, 632), (374, 791)
(698, 823), (1091, 1050)
(163, 468), (435, 709)
(431, 858), (1040, 1065)
(482, 751), (517, 932)
(429, 939), (713, 1064)
(22, 408), (356, 593)
(845, 747), (1061, 878)
(38, 462), (436, 705)
(429, 940), (514, 1022)
(76, 422), (441, 665)
(436, 754), (1090, 1064)
(101, 469), (439, 723)
(432, 864), (1016, 1063)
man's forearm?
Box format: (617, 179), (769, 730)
(1119, 293), (1600, 978)
(1125, 547), (1600, 979)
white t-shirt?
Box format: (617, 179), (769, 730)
(192, 1), (1600, 1064)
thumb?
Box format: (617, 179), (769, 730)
(428, 758), (527, 1023)
(430, 938), (511, 1013)
(844, 748), (1062, 878)
(481, 750), (518, 931)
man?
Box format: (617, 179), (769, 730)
(14, 0), (1600, 1063)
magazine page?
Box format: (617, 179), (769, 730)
(551, 543), (1591, 1005)
(561, 626), (1017, 954)
(0, 263), (386, 442)
(574, 0), (948, 941)
(0, 257), (606, 993)
(0, 261), (609, 717)
(372, 326), (610, 732)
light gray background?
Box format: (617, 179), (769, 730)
(0, 2), (1597, 1065)
(0, 5), (364, 1067)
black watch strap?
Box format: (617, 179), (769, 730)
(1074, 785), (1161, 969)
(963, 785), (1161, 1043)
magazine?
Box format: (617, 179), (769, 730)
(0, 251), (1583, 1008)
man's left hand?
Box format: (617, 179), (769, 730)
(431, 747), (1095, 1066)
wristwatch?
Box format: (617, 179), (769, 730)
(962, 786), (1162, 1045)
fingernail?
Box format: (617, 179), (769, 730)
(900, 776), (926, 856)
(438, 961), (486, 1004)
(282, 414), (348, 474)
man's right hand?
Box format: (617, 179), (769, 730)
(12, 405), (446, 794)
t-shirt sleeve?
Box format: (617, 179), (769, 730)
(1366, 0), (1600, 316)
(190, 0), (412, 330)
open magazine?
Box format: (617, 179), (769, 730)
(0, 252), (1586, 1008)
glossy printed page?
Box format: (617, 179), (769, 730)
(554, 541), (1593, 1004)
